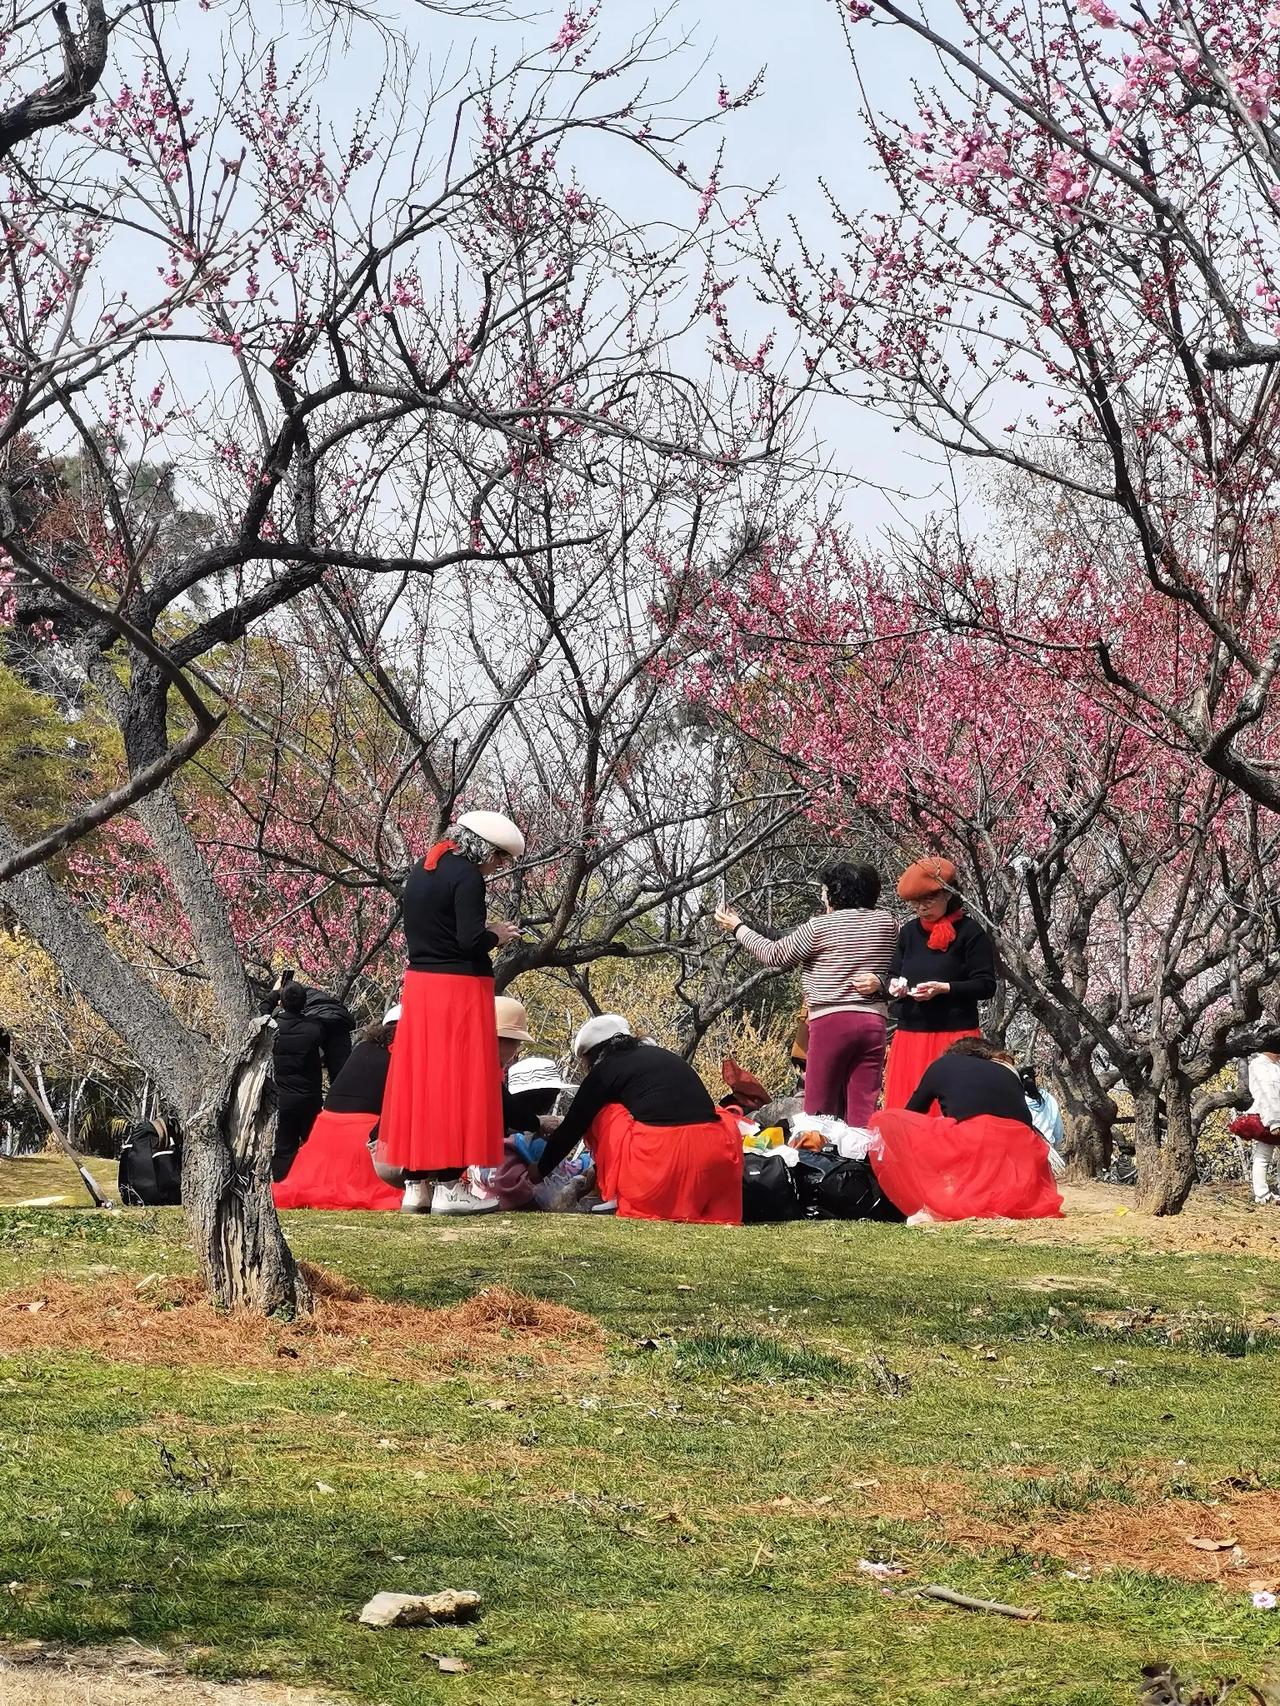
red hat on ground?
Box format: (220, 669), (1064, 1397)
(897, 856), (958, 901)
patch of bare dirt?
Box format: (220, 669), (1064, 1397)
(0, 1642), (348, 1705)
(825, 1469), (1280, 1588)
(0, 1269), (603, 1379)
(970, 1180), (1280, 1258)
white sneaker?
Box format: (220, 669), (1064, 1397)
(1253, 1192), (1276, 1206)
(400, 1178), (432, 1214)
(590, 1198), (618, 1215)
(431, 1179), (500, 1216)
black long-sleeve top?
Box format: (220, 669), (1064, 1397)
(324, 1040), (391, 1115)
(907, 1053), (1032, 1125)
(403, 851), (497, 976)
(539, 1044), (716, 1176)
(885, 914), (997, 1032)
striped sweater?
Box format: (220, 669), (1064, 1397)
(734, 908), (899, 1019)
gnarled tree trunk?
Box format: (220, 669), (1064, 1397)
(1134, 1057), (1197, 1217)
(183, 1019), (311, 1316)
(1058, 1086), (1114, 1180)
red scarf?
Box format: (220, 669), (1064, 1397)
(922, 907), (964, 951)
(424, 838), (458, 871)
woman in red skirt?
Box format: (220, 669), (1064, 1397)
(536, 1016), (742, 1224)
(378, 810), (525, 1214)
(870, 1037), (1062, 1222)
(273, 1007), (404, 1212)
(872, 856), (997, 1109)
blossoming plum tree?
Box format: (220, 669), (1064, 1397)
(756, 0), (1280, 816)
(0, 0), (781, 1307)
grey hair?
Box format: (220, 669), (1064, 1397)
(445, 823), (500, 864)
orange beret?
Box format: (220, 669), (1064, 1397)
(897, 856), (958, 901)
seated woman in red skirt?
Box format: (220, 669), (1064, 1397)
(871, 1037), (1062, 1223)
(273, 1008), (404, 1212)
(536, 1016), (742, 1225)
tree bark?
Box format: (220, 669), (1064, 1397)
(182, 1020), (310, 1316)
(0, 824), (205, 1097)
(1060, 1098), (1112, 1179)
(1134, 1068), (1198, 1216)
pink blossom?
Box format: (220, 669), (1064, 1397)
(1077, 0), (1119, 27)
(1232, 71), (1276, 123)
(1044, 151), (1091, 209)
(1109, 79), (1140, 111)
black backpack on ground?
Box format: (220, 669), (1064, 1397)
(117, 1120), (182, 1207)
(741, 1152), (804, 1223)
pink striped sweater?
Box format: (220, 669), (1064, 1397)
(734, 908), (899, 1019)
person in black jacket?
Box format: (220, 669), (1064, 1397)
(536, 1016), (742, 1224)
(377, 809), (526, 1214)
(271, 981), (328, 1181)
(263, 977), (355, 1080)
(872, 856), (998, 1108)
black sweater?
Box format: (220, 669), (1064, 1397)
(325, 1041), (391, 1115)
(403, 852), (497, 976)
(885, 914), (997, 1032)
(539, 1044), (716, 1175)
(907, 1054), (1032, 1126)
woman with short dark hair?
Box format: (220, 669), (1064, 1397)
(715, 860), (897, 1126)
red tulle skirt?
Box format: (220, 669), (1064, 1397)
(377, 970), (503, 1172)
(881, 1027), (981, 1109)
(870, 1108), (1063, 1221)
(272, 1110), (403, 1212)
(589, 1105), (743, 1225)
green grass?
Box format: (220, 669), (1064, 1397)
(0, 1206), (1277, 1704)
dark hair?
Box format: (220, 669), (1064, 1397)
(508, 1086), (559, 1124)
(822, 861), (881, 910)
(946, 1035), (1013, 1062)
(358, 1020), (397, 1048)
(280, 981), (307, 1015)
(583, 1032), (641, 1069)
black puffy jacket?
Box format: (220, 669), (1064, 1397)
(272, 1010), (327, 1105)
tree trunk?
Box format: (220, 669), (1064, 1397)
(1059, 1096), (1113, 1179)
(1134, 1070), (1197, 1216)
(182, 1019), (311, 1316)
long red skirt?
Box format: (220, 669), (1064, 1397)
(272, 1110), (403, 1212)
(378, 970), (503, 1172)
(881, 1027), (980, 1110)
(870, 1108), (1063, 1220)
(589, 1105), (743, 1225)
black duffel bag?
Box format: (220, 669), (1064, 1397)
(741, 1152), (803, 1222)
(814, 1157), (905, 1222)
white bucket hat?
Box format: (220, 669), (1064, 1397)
(573, 1014), (633, 1060)
(458, 810), (525, 858)
(507, 1056), (573, 1095)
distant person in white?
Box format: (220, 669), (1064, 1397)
(1246, 1049), (1280, 1204)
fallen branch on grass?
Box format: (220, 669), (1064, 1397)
(918, 1585), (1039, 1620)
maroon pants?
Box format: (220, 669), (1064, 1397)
(804, 1010), (887, 1127)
